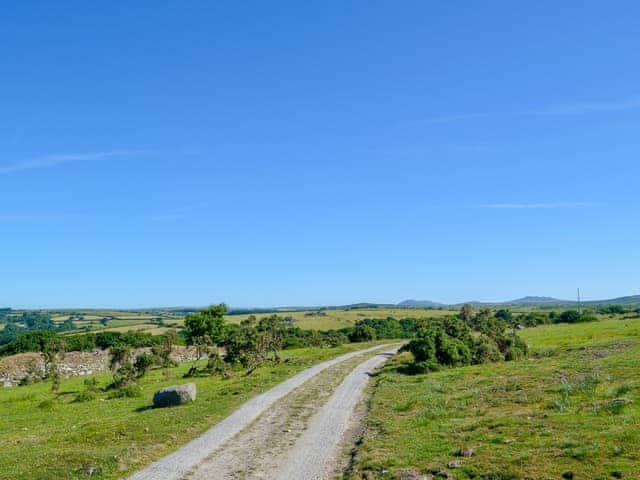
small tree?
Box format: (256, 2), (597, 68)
(133, 353), (154, 378)
(109, 345), (137, 390)
(43, 337), (66, 392)
(184, 304), (228, 345)
(184, 334), (215, 377)
(256, 315), (287, 362)
(152, 330), (177, 378)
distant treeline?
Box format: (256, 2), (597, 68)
(0, 311), (76, 347)
(0, 330), (175, 357)
(1, 303), (636, 358)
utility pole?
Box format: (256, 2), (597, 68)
(577, 288), (582, 314)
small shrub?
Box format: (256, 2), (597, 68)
(551, 395), (570, 412)
(111, 363), (137, 389)
(73, 390), (96, 403)
(610, 384), (631, 397)
(37, 399), (55, 410)
(474, 335), (504, 363)
(133, 353), (154, 378)
(108, 384), (142, 398)
(480, 469), (519, 480)
(576, 373), (600, 396)
(564, 447), (588, 460)
(601, 398), (632, 415)
(84, 377), (99, 392)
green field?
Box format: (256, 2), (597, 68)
(0, 341), (386, 480)
(15, 307), (460, 335)
(224, 307), (459, 331)
(349, 318), (640, 479)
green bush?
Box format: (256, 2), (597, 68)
(402, 313), (528, 373)
(133, 353), (155, 377)
(73, 390), (96, 403)
(348, 324), (377, 342)
(108, 384), (142, 398)
(474, 335), (504, 363)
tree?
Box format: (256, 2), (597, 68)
(459, 304), (474, 324)
(495, 309), (513, 323)
(43, 336), (66, 392)
(256, 315), (287, 362)
(220, 315), (289, 375)
(152, 330), (177, 378)
(184, 304), (228, 345)
(557, 310), (582, 324)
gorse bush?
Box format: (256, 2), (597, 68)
(348, 324), (377, 343)
(401, 308), (529, 373)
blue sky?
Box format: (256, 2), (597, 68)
(1, 1), (639, 308)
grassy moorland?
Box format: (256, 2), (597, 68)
(0, 341), (385, 480)
(349, 318), (640, 479)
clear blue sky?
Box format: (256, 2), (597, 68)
(2, 1), (639, 308)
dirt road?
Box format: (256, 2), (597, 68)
(127, 345), (397, 480)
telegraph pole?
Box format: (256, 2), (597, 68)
(577, 288), (582, 314)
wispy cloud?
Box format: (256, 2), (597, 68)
(0, 150), (145, 175)
(533, 96), (640, 116)
(421, 112), (494, 124)
(478, 202), (598, 209)
(421, 95), (640, 124)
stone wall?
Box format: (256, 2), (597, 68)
(0, 346), (200, 387)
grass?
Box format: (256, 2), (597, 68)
(519, 317), (640, 351)
(0, 341), (385, 479)
(225, 307), (459, 331)
(349, 318), (640, 479)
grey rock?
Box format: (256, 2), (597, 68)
(153, 383), (197, 407)
(458, 447), (474, 457)
(396, 469), (430, 480)
(447, 460), (463, 469)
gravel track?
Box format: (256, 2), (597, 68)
(276, 348), (399, 479)
(126, 344), (390, 480)
(184, 348), (389, 479)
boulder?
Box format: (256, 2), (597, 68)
(153, 383), (197, 407)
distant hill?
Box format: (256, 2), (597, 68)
(397, 299), (444, 308)
(584, 295), (640, 305)
(506, 296), (571, 305)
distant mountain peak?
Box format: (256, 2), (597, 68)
(397, 299), (443, 307)
(507, 296), (569, 304)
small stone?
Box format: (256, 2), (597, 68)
(395, 469), (430, 480)
(78, 466), (101, 476)
(458, 447), (474, 457)
(447, 460), (463, 469)
(433, 467), (455, 479)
